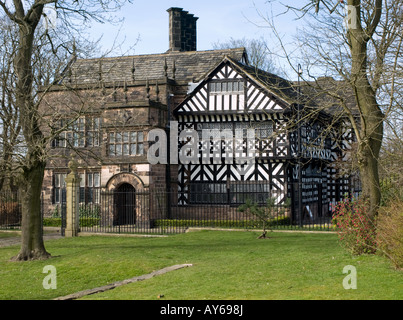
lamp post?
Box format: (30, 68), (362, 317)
(297, 64), (303, 227)
(166, 92), (174, 219)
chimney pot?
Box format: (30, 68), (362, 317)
(167, 7), (198, 52)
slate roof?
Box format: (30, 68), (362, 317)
(299, 77), (359, 117)
(228, 58), (299, 106)
(62, 47), (248, 85)
(228, 57), (357, 118)
(59, 45), (356, 120)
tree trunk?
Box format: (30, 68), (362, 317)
(11, 161), (50, 261)
(352, 38), (383, 218)
(349, 0), (384, 219)
(358, 146), (381, 218)
(10, 3), (51, 261)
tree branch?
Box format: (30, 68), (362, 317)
(366, 0), (382, 39)
(0, 0), (22, 24)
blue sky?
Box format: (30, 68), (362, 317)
(90, 0), (301, 56)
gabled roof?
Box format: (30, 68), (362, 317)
(174, 56), (298, 115)
(60, 48), (248, 85)
(299, 77), (359, 118)
(227, 57), (299, 107)
(223, 58), (357, 120)
(225, 59), (358, 119)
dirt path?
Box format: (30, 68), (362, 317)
(0, 232), (63, 248)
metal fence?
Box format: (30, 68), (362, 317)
(0, 191), (22, 230)
(78, 184), (335, 235)
(0, 184), (336, 235)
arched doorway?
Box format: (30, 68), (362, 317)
(114, 183), (136, 226)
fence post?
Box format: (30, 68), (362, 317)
(65, 160), (81, 237)
(135, 188), (150, 231)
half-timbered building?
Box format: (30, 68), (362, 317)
(40, 7), (359, 229)
(172, 55), (358, 224)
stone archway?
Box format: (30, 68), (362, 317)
(105, 172), (145, 192)
(102, 173), (150, 229)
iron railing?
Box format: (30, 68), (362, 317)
(0, 183), (339, 235)
(78, 183), (335, 234)
(0, 191), (22, 230)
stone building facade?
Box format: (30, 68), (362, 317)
(41, 8), (246, 217)
(41, 7), (359, 227)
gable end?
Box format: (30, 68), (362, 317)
(174, 60), (288, 116)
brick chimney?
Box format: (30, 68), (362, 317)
(167, 7), (198, 52)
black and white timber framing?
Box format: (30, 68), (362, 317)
(173, 57), (359, 221)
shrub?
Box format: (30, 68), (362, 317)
(79, 204), (101, 218)
(79, 218), (100, 227)
(238, 197), (287, 238)
(153, 217), (291, 229)
(43, 217), (62, 227)
(332, 197), (377, 255)
(377, 201), (403, 270)
(380, 177), (403, 206)
(43, 217), (100, 228)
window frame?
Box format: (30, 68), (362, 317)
(53, 173), (67, 204)
(79, 172), (101, 204)
(209, 80), (244, 94)
(188, 181), (275, 206)
(51, 116), (101, 149)
(189, 183), (228, 204)
(108, 130), (144, 157)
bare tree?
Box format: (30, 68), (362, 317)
(260, 0), (402, 219)
(0, 15), (84, 192)
(0, 18), (20, 192)
(212, 37), (281, 74)
(0, 0), (129, 261)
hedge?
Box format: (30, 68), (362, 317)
(42, 217), (291, 230)
(43, 217), (100, 228)
(153, 217), (291, 229)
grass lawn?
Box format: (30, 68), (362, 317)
(0, 230), (402, 300)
